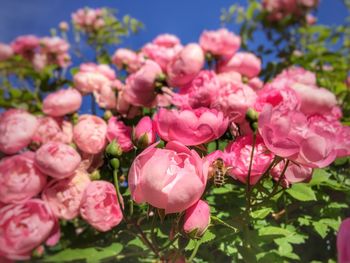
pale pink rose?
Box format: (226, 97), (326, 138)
(0, 109), (38, 154)
(32, 53), (47, 71)
(35, 142), (81, 179)
(211, 81), (257, 123)
(218, 52), (261, 78)
(183, 200), (210, 237)
(73, 115), (107, 154)
(172, 70), (220, 109)
(116, 90), (141, 119)
(167, 43), (205, 87)
(129, 141), (208, 214)
(134, 116), (156, 146)
(217, 71), (242, 85)
(0, 152), (46, 204)
(199, 28), (241, 57)
(80, 181), (123, 232)
(42, 169), (90, 220)
(153, 34), (181, 47)
(11, 35), (39, 59)
(154, 108), (228, 146)
(93, 84), (117, 109)
(74, 71), (110, 94)
(39, 37), (70, 68)
(0, 43), (13, 61)
(43, 88), (82, 117)
(32, 117), (73, 145)
(271, 160), (312, 187)
(248, 77), (264, 90)
(72, 8), (105, 31)
(106, 117), (133, 152)
(123, 60), (163, 107)
(275, 67), (316, 86)
(112, 48), (144, 73)
(225, 135), (274, 185)
(79, 63), (116, 81)
(59, 21), (69, 31)
(0, 199), (60, 260)
(337, 218), (350, 263)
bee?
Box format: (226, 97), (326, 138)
(209, 158), (230, 187)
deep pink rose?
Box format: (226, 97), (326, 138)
(167, 43), (205, 87)
(80, 181), (123, 232)
(11, 35), (39, 59)
(112, 48), (144, 73)
(218, 52), (261, 78)
(154, 108), (228, 146)
(134, 116), (156, 147)
(0, 152), (46, 204)
(183, 200), (210, 237)
(225, 135), (274, 185)
(42, 169), (90, 220)
(199, 28), (241, 57)
(0, 109), (38, 154)
(337, 126), (350, 158)
(123, 60), (163, 107)
(129, 141), (208, 214)
(35, 142), (81, 179)
(337, 218), (350, 263)
(271, 160), (312, 187)
(0, 43), (13, 61)
(106, 117), (133, 152)
(73, 115), (107, 154)
(0, 199), (60, 260)
(116, 90), (141, 119)
(43, 88), (82, 117)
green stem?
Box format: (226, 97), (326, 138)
(188, 240), (201, 262)
(245, 133), (257, 220)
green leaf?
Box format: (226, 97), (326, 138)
(310, 169), (330, 185)
(258, 226), (293, 237)
(200, 230), (216, 244)
(251, 208), (272, 219)
(9, 88), (22, 99)
(286, 183), (316, 201)
(313, 221), (329, 238)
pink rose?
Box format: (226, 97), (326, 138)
(337, 218), (350, 263)
(129, 141), (208, 214)
(218, 52), (261, 78)
(153, 34), (181, 47)
(79, 63), (116, 81)
(80, 181), (123, 232)
(134, 116), (156, 147)
(0, 109), (38, 154)
(106, 117), (133, 152)
(112, 48), (144, 73)
(73, 115), (107, 154)
(0, 43), (13, 61)
(11, 35), (39, 59)
(275, 67), (316, 86)
(167, 43), (205, 87)
(74, 71), (110, 94)
(72, 8), (105, 31)
(39, 37), (70, 68)
(116, 90), (141, 119)
(211, 81), (257, 123)
(93, 84), (117, 109)
(43, 88), (82, 117)
(42, 169), (90, 220)
(154, 108), (228, 146)
(337, 126), (350, 158)
(248, 77), (264, 90)
(271, 160), (312, 187)
(0, 199), (60, 260)
(217, 71), (242, 85)
(225, 135), (274, 185)
(0, 152), (46, 204)
(35, 142), (81, 179)
(172, 70), (220, 109)
(199, 28), (241, 57)
(183, 200), (211, 237)
(123, 60), (163, 107)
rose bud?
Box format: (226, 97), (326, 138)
(337, 218), (350, 263)
(134, 116), (156, 148)
(106, 117), (133, 153)
(0, 152), (47, 204)
(73, 115), (107, 154)
(183, 200), (211, 238)
(0, 199), (60, 260)
(80, 181), (123, 232)
(0, 109), (38, 154)
(34, 142), (81, 179)
(43, 88), (82, 117)
(0, 43), (13, 61)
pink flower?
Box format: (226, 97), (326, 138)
(106, 117), (133, 152)
(42, 169), (90, 220)
(11, 35), (39, 59)
(211, 81), (257, 123)
(32, 117), (73, 145)
(248, 77), (264, 90)
(275, 67), (316, 86)
(0, 152), (46, 204)
(167, 43), (205, 87)
(79, 63), (116, 81)
(154, 108), (228, 146)
(43, 88), (82, 117)
(271, 160), (312, 187)
(172, 70), (220, 109)
(116, 90), (141, 119)
(0, 43), (13, 61)
(225, 135), (274, 185)
(337, 126), (350, 158)
(217, 71), (242, 85)
(0, 199), (60, 260)
(112, 48), (144, 73)
(35, 142), (81, 179)
(73, 115), (107, 154)
(93, 84), (117, 109)
(80, 181), (123, 232)
(74, 71), (110, 94)
(72, 8), (105, 31)
(0, 109), (38, 154)
(134, 116), (156, 147)
(123, 60), (163, 107)
(59, 21), (69, 31)
(183, 200), (211, 237)
(129, 141), (208, 214)
(199, 28), (241, 57)
(337, 218), (350, 263)
(39, 37), (71, 68)
(218, 52), (261, 78)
